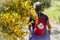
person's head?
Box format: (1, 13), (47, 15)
(33, 2), (43, 12)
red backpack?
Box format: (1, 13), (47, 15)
(34, 15), (46, 35)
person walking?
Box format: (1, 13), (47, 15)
(28, 2), (51, 40)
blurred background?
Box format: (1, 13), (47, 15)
(0, 0), (60, 40)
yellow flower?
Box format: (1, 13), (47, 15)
(0, 26), (2, 30)
(0, 0), (37, 40)
(4, 6), (10, 10)
(13, 0), (18, 4)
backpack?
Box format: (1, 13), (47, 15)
(34, 15), (46, 35)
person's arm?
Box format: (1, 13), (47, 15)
(29, 25), (31, 31)
(28, 17), (33, 31)
(47, 20), (51, 34)
(28, 20), (34, 31)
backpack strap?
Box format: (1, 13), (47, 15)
(42, 14), (45, 18)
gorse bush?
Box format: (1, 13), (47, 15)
(0, 13), (21, 40)
(0, 0), (37, 40)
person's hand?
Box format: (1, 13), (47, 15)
(48, 30), (51, 34)
(48, 31), (50, 34)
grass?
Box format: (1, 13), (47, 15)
(44, 6), (60, 24)
(43, 0), (60, 24)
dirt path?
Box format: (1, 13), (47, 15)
(24, 21), (60, 40)
(50, 22), (60, 40)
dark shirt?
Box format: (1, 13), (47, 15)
(29, 12), (48, 30)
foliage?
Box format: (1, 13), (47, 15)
(0, 0), (37, 40)
(44, 0), (60, 23)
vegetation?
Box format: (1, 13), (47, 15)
(44, 0), (60, 24)
(0, 0), (60, 40)
(0, 0), (37, 40)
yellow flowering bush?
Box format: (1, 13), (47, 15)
(0, 0), (37, 40)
